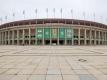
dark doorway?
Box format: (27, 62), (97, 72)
(52, 40), (57, 45)
(67, 40), (72, 45)
(37, 40), (42, 45)
(59, 40), (64, 45)
(45, 40), (50, 45)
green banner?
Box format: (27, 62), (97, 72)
(59, 28), (65, 39)
(36, 28), (43, 39)
(66, 28), (73, 39)
(44, 28), (50, 39)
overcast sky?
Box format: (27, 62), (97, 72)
(0, 0), (107, 24)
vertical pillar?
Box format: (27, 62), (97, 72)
(5, 31), (7, 45)
(106, 32), (107, 45)
(94, 30), (96, 45)
(50, 27), (52, 45)
(101, 31), (103, 45)
(29, 28), (31, 45)
(0, 32), (1, 45)
(17, 30), (19, 45)
(2, 32), (3, 45)
(8, 31), (10, 45)
(98, 31), (100, 45)
(78, 28), (80, 45)
(84, 29), (86, 45)
(35, 27), (37, 45)
(89, 29), (92, 45)
(4, 31), (6, 45)
(43, 27), (44, 45)
(104, 32), (106, 45)
(72, 28), (74, 45)
(23, 29), (25, 45)
(58, 27), (59, 45)
(0, 32), (2, 45)
(12, 30), (14, 45)
(65, 28), (67, 45)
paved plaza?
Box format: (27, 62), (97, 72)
(0, 46), (107, 80)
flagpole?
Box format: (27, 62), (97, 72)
(71, 9), (73, 19)
(13, 13), (15, 21)
(53, 8), (55, 18)
(35, 9), (37, 19)
(83, 12), (86, 20)
(5, 16), (7, 23)
(46, 8), (48, 18)
(60, 8), (62, 18)
(106, 18), (107, 24)
(93, 13), (95, 21)
(23, 10), (25, 20)
(0, 18), (2, 25)
(100, 16), (103, 23)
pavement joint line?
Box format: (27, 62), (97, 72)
(57, 56), (64, 80)
(79, 48), (104, 54)
(27, 56), (45, 80)
(2, 55), (107, 56)
(13, 49), (29, 54)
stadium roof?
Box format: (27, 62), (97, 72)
(0, 18), (107, 29)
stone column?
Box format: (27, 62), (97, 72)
(12, 30), (14, 45)
(65, 28), (67, 45)
(1, 32), (3, 45)
(104, 32), (105, 45)
(29, 28), (31, 45)
(0, 32), (1, 45)
(101, 31), (103, 45)
(43, 27), (44, 45)
(4, 31), (6, 45)
(89, 29), (92, 45)
(98, 31), (100, 45)
(84, 29), (86, 45)
(58, 27), (59, 45)
(8, 31), (10, 45)
(105, 32), (107, 45)
(50, 27), (52, 45)
(2, 32), (3, 45)
(106, 32), (107, 45)
(78, 28), (80, 45)
(17, 30), (19, 45)
(72, 28), (74, 45)
(94, 30), (96, 45)
(0, 32), (2, 45)
(35, 28), (37, 45)
(23, 29), (25, 45)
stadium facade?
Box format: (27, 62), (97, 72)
(0, 19), (107, 45)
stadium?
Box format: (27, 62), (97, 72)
(0, 18), (107, 45)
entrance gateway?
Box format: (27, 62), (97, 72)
(36, 27), (73, 45)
